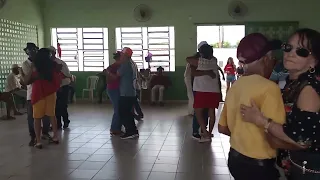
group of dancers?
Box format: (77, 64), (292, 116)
(6, 27), (319, 179)
(186, 28), (320, 180)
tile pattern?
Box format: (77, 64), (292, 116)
(0, 103), (232, 180)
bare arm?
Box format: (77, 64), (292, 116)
(190, 65), (216, 78)
(268, 86), (319, 145)
(186, 57), (199, 67)
(266, 134), (305, 150)
(20, 68), (32, 86)
(218, 125), (231, 136)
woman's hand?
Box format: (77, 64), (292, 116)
(240, 100), (267, 127)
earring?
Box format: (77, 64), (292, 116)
(309, 67), (315, 73)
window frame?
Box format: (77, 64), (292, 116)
(51, 27), (109, 72)
(115, 26), (175, 72)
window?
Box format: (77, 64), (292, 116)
(51, 28), (109, 71)
(116, 26), (175, 72)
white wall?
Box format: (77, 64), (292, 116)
(214, 48), (239, 68)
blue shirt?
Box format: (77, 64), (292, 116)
(118, 60), (136, 97)
(269, 62), (288, 82)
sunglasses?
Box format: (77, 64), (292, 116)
(281, 43), (311, 58)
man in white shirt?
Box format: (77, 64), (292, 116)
(130, 59), (144, 120)
(20, 42), (51, 146)
(0, 65), (24, 119)
(5, 64), (27, 98)
(48, 46), (71, 129)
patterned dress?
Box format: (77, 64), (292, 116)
(278, 71), (320, 179)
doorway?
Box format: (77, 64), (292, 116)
(197, 25), (245, 98)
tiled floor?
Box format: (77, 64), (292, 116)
(0, 103), (233, 180)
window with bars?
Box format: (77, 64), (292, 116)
(51, 28), (109, 72)
(115, 26), (175, 72)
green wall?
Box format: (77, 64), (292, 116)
(72, 66), (186, 100)
(42, 0), (320, 100)
(0, 0), (44, 47)
(0, 0), (44, 92)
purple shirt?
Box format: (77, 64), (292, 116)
(107, 63), (120, 89)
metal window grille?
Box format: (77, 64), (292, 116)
(116, 26), (175, 71)
(51, 28), (109, 72)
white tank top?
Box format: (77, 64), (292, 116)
(193, 57), (220, 93)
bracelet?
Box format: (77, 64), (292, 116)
(264, 118), (273, 133)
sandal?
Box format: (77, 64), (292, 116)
(34, 143), (43, 149)
(49, 137), (59, 144)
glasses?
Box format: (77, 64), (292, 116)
(282, 43), (311, 58)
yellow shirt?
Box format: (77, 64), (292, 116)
(219, 75), (285, 159)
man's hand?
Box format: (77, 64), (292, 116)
(206, 71), (216, 79)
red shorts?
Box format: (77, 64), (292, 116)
(193, 92), (221, 109)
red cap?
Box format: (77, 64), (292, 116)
(122, 47), (133, 57)
(237, 33), (272, 64)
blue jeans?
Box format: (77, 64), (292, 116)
(107, 89), (121, 131)
(226, 75), (236, 83)
(192, 91), (209, 134)
(27, 100), (50, 138)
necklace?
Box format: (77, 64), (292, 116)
(284, 79), (298, 92)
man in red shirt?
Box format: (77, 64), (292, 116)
(150, 66), (171, 106)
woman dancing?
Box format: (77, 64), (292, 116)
(240, 28), (320, 180)
(24, 48), (62, 149)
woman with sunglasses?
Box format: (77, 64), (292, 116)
(240, 28), (320, 180)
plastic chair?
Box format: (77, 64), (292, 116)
(82, 76), (99, 102)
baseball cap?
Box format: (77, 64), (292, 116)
(197, 41), (208, 50)
(11, 64), (19, 69)
(122, 47), (133, 57)
(237, 33), (282, 64)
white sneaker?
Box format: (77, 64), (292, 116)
(199, 136), (212, 143)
